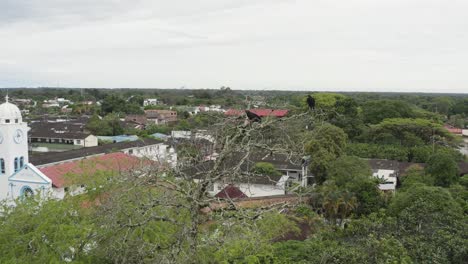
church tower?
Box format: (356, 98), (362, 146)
(0, 95), (30, 198)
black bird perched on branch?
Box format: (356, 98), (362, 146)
(245, 110), (261, 123)
(307, 95), (315, 110)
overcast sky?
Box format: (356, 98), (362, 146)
(1, 0), (467, 93)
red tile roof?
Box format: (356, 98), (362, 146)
(444, 125), (463, 134)
(215, 185), (247, 199)
(39, 152), (144, 188)
(224, 109), (289, 118)
(224, 109), (245, 116)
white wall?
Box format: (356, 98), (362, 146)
(123, 143), (177, 167)
(0, 122), (30, 200)
(373, 169), (397, 191)
(171, 130), (191, 139)
(144, 99), (159, 106)
(8, 181), (50, 200)
(51, 186), (86, 200)
(238, 183), (286, 197)
(208, 181), (286, 198)
(74, 135), (98, 147)
(52, 187), (66, 199)
(462, 129), (468, 136)
(6, 165), (52, 200)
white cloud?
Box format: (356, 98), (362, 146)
(0, 0), (467, 92)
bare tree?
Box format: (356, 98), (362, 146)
(88, 110), (320, 263)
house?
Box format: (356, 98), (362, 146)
(188, 152), (311, 198)
(207, 173), (289, 198)
(0, 97), (174, 202)
(367, 158), (468, 190)
(124, 114), (147, 130)
(61, 105), (72, 114)
(30, 132), (98, 150)
(39, 152), (147, 199)
(198, 105), (225, 113)
(42, 101), (60, 108)
(56, 98), (71, 104)
(125, 114), (147, 125)
(367, 159), (405, 191)
(171, 130), (192, 139)
(444, 124), (463, 135)
(31, 138), (177, 168)
(144, 98), (160, 106)
(145, 110), (177, 124)
(215, 185), (248, 199)
(225, 109), (289, 118)
(29, 122), (98, 151)
(11, 98), (34, 107)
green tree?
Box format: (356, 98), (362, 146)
(101, 94), (126, 114)
(450, 98), (468, 115)
(367, 118), (453, 147)
(253, 162), (281, 177)
(327, 156), (372, 186)
(425, 152), (459, 187)
(0, 198), (94, 263)
(361, 100), (415, 124)
(327, 156), (384, 215)
(305, 124), (347, 184)
(86, 114), (105, 135)
(400, 164), (432, 187)
(388, 185), (467, 263)
(459, 175), (468, 188)
(101, 94), (143, 115)
(433, 96), (453, 115)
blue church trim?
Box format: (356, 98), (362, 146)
(8, 163), (51, 184)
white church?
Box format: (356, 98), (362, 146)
(0, 96), (53, 201)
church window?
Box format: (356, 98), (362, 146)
(15, 119), (18, 123)
(20, 157), (24, 168)
(0, 159), (5, 174)
(14, 158), (19, 172)
(20, 186), (34, 198)
(5, 119), (10, 123)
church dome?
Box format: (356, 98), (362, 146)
(0, 96), (22, 123)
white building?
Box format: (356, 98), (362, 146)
(0, 96), (53, 201)
(368, 159), (399, 192)
(171, 130), (192, 139)
(143, 98), (160, 106)
(463, 129), (468, 137)
(373, 169), (397, 191)
(207, 176), (289, 198)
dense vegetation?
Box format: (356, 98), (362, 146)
(1, 88), (467, 263)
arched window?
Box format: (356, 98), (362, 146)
(0, 159), (5, 174)
(19, 157), (24, 168)
(20, 186), (34, 198)
(14, 158), (18, 172)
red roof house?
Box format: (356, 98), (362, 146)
(215, 184), (248, 199)
(39, 152), (144, 188)
(444, 124), (463, 135)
